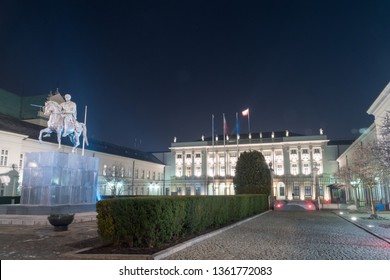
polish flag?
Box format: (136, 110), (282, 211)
(242, 108), (249, 116)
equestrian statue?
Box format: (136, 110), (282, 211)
(38, 90), (88, 152)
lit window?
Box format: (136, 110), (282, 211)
(305, 186), (311, 196)
(186, 166), (191, 177)
(195, 166), (201, 177)
(303, 163), (310, 175)
(0, 149), (8, 166)
(19, 154), (24, 169)
(291, 164), (298, 175)
(176, 167), (182, 177)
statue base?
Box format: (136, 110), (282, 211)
(20, 151), (99, 206)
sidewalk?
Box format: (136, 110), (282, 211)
(333, 210), (390, 244)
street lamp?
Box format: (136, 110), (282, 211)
(269, 162), (274, 209)
(313, 162), (320, 210)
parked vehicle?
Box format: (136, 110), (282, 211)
(274, 200), (316, 211)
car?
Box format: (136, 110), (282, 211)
(273, 200), (316, 211)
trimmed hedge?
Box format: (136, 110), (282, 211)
(96, 194), (268, 248)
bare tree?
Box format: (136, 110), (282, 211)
(350, 142), (383, 218)
(376, 112), (390, 174)
(103, 163), (131, 197)
(334, 166), (358, 208)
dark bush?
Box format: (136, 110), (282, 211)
(96, 194), (267, 248)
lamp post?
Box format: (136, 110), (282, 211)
(313, 163), (320, 210)
(269, 162), (275, 210)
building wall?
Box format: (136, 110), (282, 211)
(337, 81), (390, 208)
(0, 129), (165, 198)
(164, 134), (341, 201)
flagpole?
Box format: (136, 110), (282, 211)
(248, 109), (251, 137)
(82, 105), (87, 156)
(223, 113), (227, 192)
(212, 114), (215, 195)
(236, 112), (239, 149)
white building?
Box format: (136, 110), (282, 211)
(157, 131), (352, 204)
(0, 88), (166, 199)
(337, 82), (390, 209)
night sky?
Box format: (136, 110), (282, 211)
(1, 0), (390, 152)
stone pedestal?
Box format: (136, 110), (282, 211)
(17, 152), (99, 214)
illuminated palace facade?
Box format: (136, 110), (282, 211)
(166, 131), (351, 201)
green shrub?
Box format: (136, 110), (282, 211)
(96, 194), (268, 248)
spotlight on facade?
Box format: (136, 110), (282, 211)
(351, 216), (357, 221)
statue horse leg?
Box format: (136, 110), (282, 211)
(71, 131), (81, 153)
(39, 128), (52, 143)
(57, 128), (62, 150)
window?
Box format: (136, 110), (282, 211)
(1, 149), (8, 166)
(276, 164), (283, 175)
(152, 172), (156, 180)
(195, 187), (201, 195)
(19, 154), (24, 169)
(219, 165), (225, 177)
(305, 186), (311, 196)
(303, 163), (310, 175)
(103, 164), (107, 176)
(195, 153), (201, 158)
(177, 154), (182, 159)
(230, 166), (236, 177)
(279, 187), (285, 196)
(291, 164), (298, 175)
(141, 170), (145, 179)
(176, 167), (182, 177)
(147, 170), (150, 179)
(290, 150), (297, 155)
(302, 149), (309, 154)
(186, 166), (191, 177)
(195, 166), (201, 177)
(314, 148), (320, 154)
(186, 154), (191, 159)
(135, 169), (139, 179)
(293, 186), (300, 197)
(186, 186), (191, 195)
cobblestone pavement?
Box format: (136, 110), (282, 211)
(0, 212), (99, 260)
(164, 211), (390, 260)
(0, 210), (389, 260)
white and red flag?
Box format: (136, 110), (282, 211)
(242, 108), (249, 116)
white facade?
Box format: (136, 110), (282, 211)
(0, 129), (165, 198)
(337, 82), (390, 208)
(162, 132), (346, 202)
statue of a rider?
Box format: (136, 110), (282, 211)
(60, 94), (77, 137)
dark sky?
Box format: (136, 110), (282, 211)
(1, 0), (390, 152)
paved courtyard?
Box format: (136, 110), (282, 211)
(0, 210), (389, 260)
